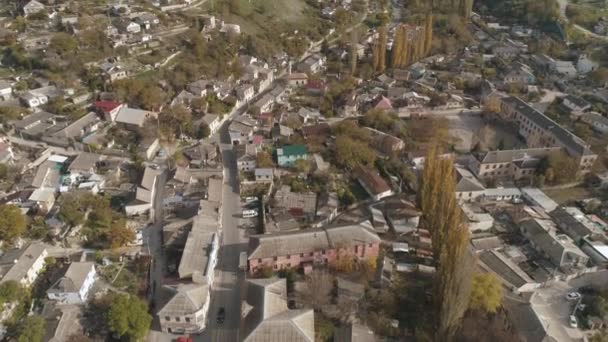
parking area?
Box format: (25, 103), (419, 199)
(531, 281), (585, 341)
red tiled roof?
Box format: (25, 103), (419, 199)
(252, 135), (263, 145)
(374, 96), (393, 110)
(95, 101), (122, 113)
(354, 165), (391, 195)
(306, 80), (325, 90)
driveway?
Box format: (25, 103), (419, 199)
(531, 281), (585, 341)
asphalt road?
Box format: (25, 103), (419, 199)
(147, 168), (168, 313)
(195, 121), (247, 342)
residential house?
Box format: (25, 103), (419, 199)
(499, 97), (597, 172)
(125, 166), (160, 216)
(183, 143), (218, 168)
(241, 278), (314, 342)
(95, 101), (123, 121)
(157, 283), (210, 334)
(334, 323), (376, 342)
(581, 113), (608, 135)
(301, 123), (331, 142)
(384, 199), (421, 234)
(235, 84), (255, 103)
(12, 111), (62, 140)
(253, 94), (274, 113)
(276, 145), (307, 167)
(67, 152), (102, 177)
(577, 54), (598, 74)
(236, 144), (258, 171)
(139, 137), (160, 160)
(373, 96), (393, 111)
(0, 143), (14, 164)
(552, 60), (577, 78)
(521, 188), (558, 212)
(202, 114), (221, 136)
(247, 222), (381, 274)
(273, 185), (317, 221)
(255, 168), (273, 183)
(99, 62), (128, 83)
(271, 85), (287, 104)
(187, 80), (209, 97)
(364, 127), (405, 155)
(287, 73), (308, 87)
(562, 95), (591, 114)
(0, 80), (12, 101)
(41, 304), (85, 342)
(115, 19), (141, 34)
(229, 116), (256, 144)
(23, 0), (45, 16)
(115, 106), (158, 130)
(19, 86), (60, 108)
(28, 188), (56, 212)
(297, 54), (326, 74)
(504, 64), (536, 85)
(133, 12), (159, 30)
(0, 243), (48, 286)
(272, 125), (294, 141)
(354, 165), (393, 201)
(47, 262), (96, 304)
(549, 207), (605, 243)
(455, 165), (485, 202)
(519, 219), (589, 269)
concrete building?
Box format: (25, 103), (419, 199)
(242, 278), (314, 342)
(0, 243), (48, 286)
(158, 283), (210, 334)
(47, 262), (96, 304)
(354, 166), (393, 201)
(247, 222), (381, 274)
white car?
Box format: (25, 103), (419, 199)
(569, 315), (578, 328)
(566, 292), (582, 301)
(243, 209), (258, 218)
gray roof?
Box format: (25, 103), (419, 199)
(202, 114), (219, 125)
(503, 96), (593, 156)
(477, 147), (556, 164)
(564, 95), (590, 109)
(248, 222), (380, 260)
(48, 262), (94, 294)
(157, 283), (208, 317)
(178, 230), (216, 280)
(68, 152), (102, 173)
(582, 113), (608, 127)
(255, 168), (273, 177)
(455, 166), (485, 192)
(520, 219), (588, 267)
(0, 243), (47, 284)
(207, 177), (223, 204)
(32, 160), (61, 189)
(503, 298), (551, 342)
(56, 112), (99, 138)
(479, 250), (531, 288)
(13, 111), (57, 130)
(334, 323), (377, 342)
(243, 278), (314, 342)
(141, 166), (160, 190)
(115, 107), (157, 126)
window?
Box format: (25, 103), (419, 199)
(309, 252), (314, 257)
(287, 263), (291, 267)
(355, 245), (359, 253)
(300, 253), (304, 257)
(165, 316), (170, 321)
(185, 317), (190, 323)
(273, 256), (278, 261)
(258, 258), (262, 263)
(286, 254), (291, 259)
(176, 317), (181, 322)
(369, 243), (373, 247)
(493, 165), (497, 169)
(274, 264), (278, 269)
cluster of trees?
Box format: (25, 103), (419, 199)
(536, 151), (581, 186)
(0, 204), (26, 245)
(332, 121), (376, 169)
(107, 293), (152, 341)
(477, 0), (559, 26)
(391, 15), (433, 68)
(58, 193), (134, 249)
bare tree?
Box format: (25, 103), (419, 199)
(297, 270), (334, 311)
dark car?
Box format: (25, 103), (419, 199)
(579, 286), (598, 295)
(217, 307), (226, 324)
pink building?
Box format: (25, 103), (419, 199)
(247, 223), (381, 275)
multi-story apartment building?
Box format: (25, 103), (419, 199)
(499, 97), (597, 172)
(471, 147), (559, 181)
(247, 222), (381, 275)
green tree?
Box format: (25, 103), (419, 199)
(107, 294), (152, 342)
(197, 123), (211, 139)
(58, 194), (85, 227)
(50, 32), (78, 55)
(256, 151), (274, 167)
(335, 135), (376, 169)
(16, 315), (45, 342)
(294, 159), (311, 173)
(469, 273), (503, 313)
(0, 204), (26, 243)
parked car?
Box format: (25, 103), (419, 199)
(243, 209), (258, 218)
(217, 307), (226, 324)
(578, 286), (597, 295)
(569, 315), (578, 328)
(566, 292), (582, 301)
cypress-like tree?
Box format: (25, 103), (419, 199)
(418, 144), (473, 341)
(424, 13), (433, 55)
(378, 25), (388, 72)
(391, 25), (405, 68)
(350, 30), (358, 75)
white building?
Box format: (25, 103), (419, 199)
(577, 54), (598, 74)
(202, 114), (221, 136)
(47, 262), (96, 304)
(0, 80), (12, 101)
(0, 243), (48, 286)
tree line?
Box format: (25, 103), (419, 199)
(372, 14), (434, 73)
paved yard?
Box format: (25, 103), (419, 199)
(531, 281), (585, 341)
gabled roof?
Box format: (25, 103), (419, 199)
(157, 283), (209, 317)
(0, 243), (47, 284)
(455, 166), (485, 193)
(47, 262), (94, 294)
(94, 101), (122, 113)
(354, 165), (391, 195)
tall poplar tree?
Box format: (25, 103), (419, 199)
(350, 30), (358, 75)
(418, 144), (473, 341)
(378, 25), (388, 72)
(424, 13), (433, 55)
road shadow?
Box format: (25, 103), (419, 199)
(215, 243), (249, 272)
